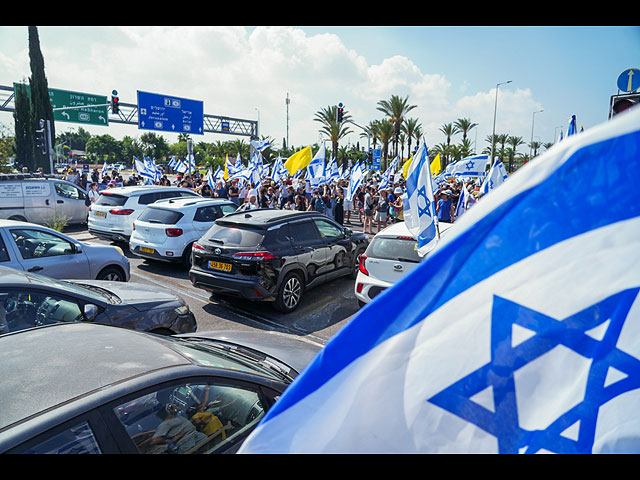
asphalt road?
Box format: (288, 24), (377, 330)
(64, 214), (373, 347)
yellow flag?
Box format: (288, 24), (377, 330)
(224, 154), (229, 180)
(284, 145), (312, 174)
(430, 153), (441, 176)
(402, 156), (413, 179)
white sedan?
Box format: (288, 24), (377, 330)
(354, 221), (453, 307)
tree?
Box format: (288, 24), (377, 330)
(28, 26), (55, 173)
(454, 117), (478, 142)
(13, 82), (33, 170)
(376, 94), (416, 159)
(401, 118), (421, 159)
(314, 105), (352, 161)
(507, 135), (525, 173)
(439, 122), (460, 168)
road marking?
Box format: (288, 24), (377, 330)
(131, 271), (209, 303)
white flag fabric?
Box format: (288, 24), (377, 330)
(450, 154), (490, 179)
(307, 143), (326, 190)
(480, 159), (508, 195)
(345, 162), (364, 202)
(239, 106), (640, 454)
(403, 138), (439, 256)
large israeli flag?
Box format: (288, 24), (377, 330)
(239, 107), (640, 454)
(345, 162), (364, 202)
(307, 143), (326, 190)
(451, 154), (490, 179)
(403, 138), (439, 256)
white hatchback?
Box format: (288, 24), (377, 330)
(129, 197), (237, 268)
(354, 221), (453, 307)
(88, 185), (201, 243)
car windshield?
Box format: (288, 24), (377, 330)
(204, 224), (265, 248)
(138, 207), (184, 225)
(95, 193), (128, 206)
(24, 273), (121, 304)
(161, 336), (290, 382)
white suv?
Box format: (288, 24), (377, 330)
(88, 186), (201, 243)
(129, 197), (237, 268)
(354, 221), (453, 308)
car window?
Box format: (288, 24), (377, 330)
(219, 204), (237, 216)
(263, 224), (292, 249)
(54, 182), (85, 200)
(193, 206), (221, 223)
(289, 221), (320, 245)
(9, 228), (75, 260)
(138, 207), (184, 225)
(22, 421), (102, 454)
(138, 192), (161, 205)
(95, 192), (128, 206)
(313, 219), (343, 239)
(0, 289), (84, 334)
(204, 224), (265, 247)
(0, 235), (9, 262)
(114, 382), (265, 454)
(366, 235), (421, 263)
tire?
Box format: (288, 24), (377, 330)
(274, 271), (304, 313)
(350, 250), (362, 279)
(182, 243), (194, 269)
(97, 266), (126, 281)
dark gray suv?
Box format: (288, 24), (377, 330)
(189, 209), (370, 312)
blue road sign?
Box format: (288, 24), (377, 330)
(372, 147), (382, 170)
(617, 68), (640, 93)
(137, 90), (204, 135)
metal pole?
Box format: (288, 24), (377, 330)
(490, 80), (512, 163)
(529, 109), (543, 159)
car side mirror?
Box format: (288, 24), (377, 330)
(74, 244), (83, 254)
(343, 227), (353, 237)
(84, 304), (98, 321)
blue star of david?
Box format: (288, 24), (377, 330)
(428, 288), (640, 453)
(465, 161), (475, 171)
(417, 186), (431, 217)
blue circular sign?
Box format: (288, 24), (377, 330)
(617, 68), (640, 92)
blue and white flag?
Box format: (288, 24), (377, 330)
(480, 159), (508, 195)
(403, 138), (439, 256)
(567, 114), (578, 136)
(239, 107), (640, 454)
(327, 157), (339, 183)
(206, 168), (216, 190)
(454, 183), (472, 219)
(307, 143), (326, 190)
(251, 139), (271, 152)
(101, 161), (108, 176)
(450, 154), (490, 179)
(345, 161), (364, 202)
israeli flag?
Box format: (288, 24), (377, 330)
(454, 183), (472, 218)
(239, 106), (640, 454)
(345, 161), (364, 202)
(480, 159), (508, 195)
(206, 168), (216, 190)
(403, 138), (439, 256)
(250, 139), (271, 152)
(307, 143), (326, 190)
(101, 161), (108, 176)
(168, 156), (177, 170)
(327, 157), (339, 183)
(451, 154), (490, 179)
(568, 114), (578, 136)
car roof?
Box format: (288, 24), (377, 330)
(374, 221), (453, 238)
(0, 219), (48, 229)
(217, 209), (324, 229)
(0, 265), (59, 286)
(0, 323), (193, 431)
(99, 185), (197, 196)
(150, 197), (235, 209)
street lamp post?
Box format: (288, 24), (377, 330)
(490, 80), (512, 163)
(529, 109), (544, 159)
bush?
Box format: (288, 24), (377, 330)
(44, 214), (69, 232)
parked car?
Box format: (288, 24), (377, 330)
(0, 265), (196, 336)
(129, 197), (237, 268)
(0, 219), (129, 281)
(0, 322), (322, 454)
(88, 185), (201, 243)
(189, 208), (369, 312)
(0, 175), (90, 225)
(354, 221), (453, 307)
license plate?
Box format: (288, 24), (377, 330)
(208, 260), (232, 272)
(140, 246), (155, 254)
(94, 211), (107, 218)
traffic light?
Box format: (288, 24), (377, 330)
(35, 127), (46, 154)
(111, 94), (120, 114)
(337, 103), (344, 122)
(609, 93), (640, 119)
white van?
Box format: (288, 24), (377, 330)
(0, 176), (90, 226)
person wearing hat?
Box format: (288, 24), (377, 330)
(437, 189), (454, 223)
(391, 187), (404, 222)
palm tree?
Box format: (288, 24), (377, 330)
(376, 94), (417, 159)
(314, 105), (353, 161)
(439, 123), (460, 168)
(506, 135), (525, 172)
(454, 117), (478, 142)
(401, 118), (421, 159)
(375, 119), (395, 170)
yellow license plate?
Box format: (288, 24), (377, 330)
(94, 211), (107, 218)
(140, 246), (155, 254)
(209, 261), (232, 272)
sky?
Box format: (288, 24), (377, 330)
(1, 25), (639, 158)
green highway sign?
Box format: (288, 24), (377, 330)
(14, 83), (109, 126)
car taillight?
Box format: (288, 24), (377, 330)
(165, 228), (183, 237)
(109, 208), (134, 215)
(359, 253), (369, 276)
(233, 251), (277, 260)
(397, 236), (414, 240)
(192, 242), (205, 251)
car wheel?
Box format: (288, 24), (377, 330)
(97, 266), (125, 281)
(274, 271), (304, 313)
(350, 250), (362, 279)
(182, 243), (194, 269)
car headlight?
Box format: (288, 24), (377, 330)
(113, 246), (125, 256)
(175, 305), (190, 316)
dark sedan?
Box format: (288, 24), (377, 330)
(189, 209), (370, 312)
(0, 323), (322, 454)
(0, 265), (196, 336)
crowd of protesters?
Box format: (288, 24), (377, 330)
(61, 163), (482, 236)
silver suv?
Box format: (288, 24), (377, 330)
(88, 185), (201, 243)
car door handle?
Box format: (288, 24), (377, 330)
(28, 266), (43, 272)
(57, 200), (64, 204)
